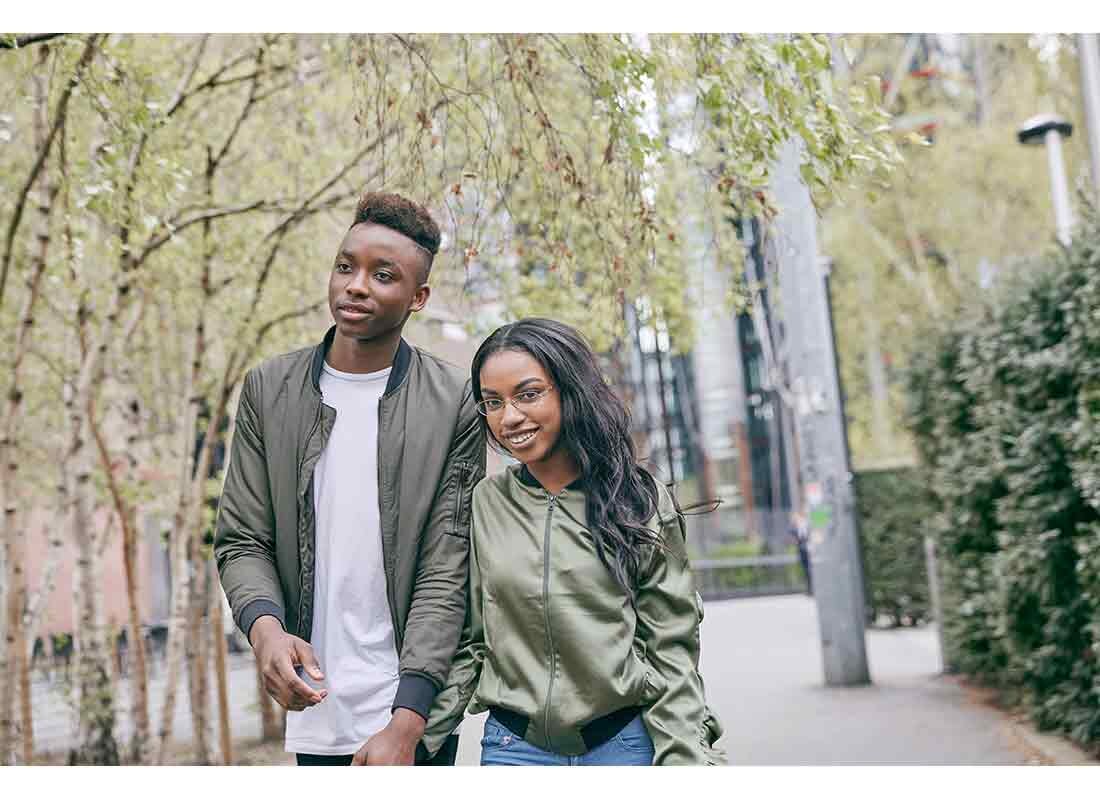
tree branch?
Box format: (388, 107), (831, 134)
(229, 301), (326, 390)
(205, 63), (294, 90)
(0, 34), (67, 50)
(0, 34), (99, 312)
(209, 47), (266, 173)
(237, 114), (418, 325)
(133, 201), (268, 269)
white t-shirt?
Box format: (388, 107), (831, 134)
(284, 362), (399, 755)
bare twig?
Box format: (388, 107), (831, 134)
(229, 300), (326, 390)
(0, 34), (67, 50)
(133, 202), (268, 269)
(208, 48), (267, 173)
(0, 34), (100, 311)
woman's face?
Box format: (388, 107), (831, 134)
(478, 349), (564, 466)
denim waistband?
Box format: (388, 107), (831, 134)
(486, 705), (644, 752)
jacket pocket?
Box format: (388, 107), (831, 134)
(631, 640), (667, 702)
(446, 460), (480, 539)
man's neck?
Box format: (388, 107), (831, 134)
(326, 328), (401, 374)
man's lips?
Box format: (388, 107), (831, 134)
(337, 304), (372, 317)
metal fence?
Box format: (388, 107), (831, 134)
(683, 505), (811, 600)
(691, 554), (808, 600)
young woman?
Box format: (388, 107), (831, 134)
(419, 318), (725, 766)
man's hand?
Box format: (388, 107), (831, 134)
(249, 615), (327, 711)
(350, 708), (426, 766)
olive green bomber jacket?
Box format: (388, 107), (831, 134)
(213, 327), (486, 719)
(421, 465), (726, 764)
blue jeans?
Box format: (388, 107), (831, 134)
(480, 713), (654, 766)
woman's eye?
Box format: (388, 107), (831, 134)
(375, 271), (393, 282)
(517, 390), (541, 402)
(335, 263), (351, 273)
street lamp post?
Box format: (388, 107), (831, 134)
(1017, 113), (1074, 246)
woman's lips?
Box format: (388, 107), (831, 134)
(505, 428), (539, 449)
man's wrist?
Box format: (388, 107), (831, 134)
(248, 614), (284, 649)
(389, 707), (427, 738)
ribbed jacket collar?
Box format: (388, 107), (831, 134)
(309, 325), (413, 396)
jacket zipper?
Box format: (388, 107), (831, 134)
(298, 403), (324, 638)
(542, 493), (558, 750)
(377, 395), (402, 651)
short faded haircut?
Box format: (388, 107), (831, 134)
(351, 192), (441, 280)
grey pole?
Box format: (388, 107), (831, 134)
(1078, 34), (1100, 198)
(1018, 114), (1074, 246)
(923, 535), (946, 673)
(1045, 128), (1074, 246)
(769, 138), (871, 687)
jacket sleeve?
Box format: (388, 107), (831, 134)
(392, 379), (486, 720)
(418, 501), (487, 758)
(635, 486), (727, 765)
(213, 367), (286, 642)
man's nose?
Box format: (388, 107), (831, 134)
(346, 269), (370, 296)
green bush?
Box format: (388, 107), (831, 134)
(854, 468), (932, 626)
(904, 206), (1100, 753)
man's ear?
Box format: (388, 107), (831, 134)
(409, 283), (431, 313)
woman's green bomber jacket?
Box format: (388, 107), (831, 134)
(420, 464), (726, 765)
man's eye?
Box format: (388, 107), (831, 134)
(335, 263), (352, 273)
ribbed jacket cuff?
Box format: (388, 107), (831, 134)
(392, 672), (439, 721)
(239, 599), (286, 644)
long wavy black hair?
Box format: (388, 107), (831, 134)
(471, 318), (665, 594)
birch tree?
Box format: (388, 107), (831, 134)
(1, 32), (896, 764)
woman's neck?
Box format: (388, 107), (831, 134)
(526, 448), (581, 496)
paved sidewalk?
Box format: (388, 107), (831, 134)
(30, 649), (266, 757)
(454, 594), (1091, 766)
(30, 595), (1096, 765)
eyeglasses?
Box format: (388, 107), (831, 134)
(475, 386), (554, 416)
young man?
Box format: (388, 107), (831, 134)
(214, 192), (484, 766)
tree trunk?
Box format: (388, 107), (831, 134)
(210, 576), (233, 765)
(121, 512), (150, 764)
(87, 400), (151, 763)
(16, 582), (33, 765)
(154, 401), (197, 763)
(154, 309), (207, 763)
(60, 291), (144, 767)
(67, 431), (120, 765)
(23, 505), (66, 669)
(1, 508), (23, 765)
(186, 554), (212, 764)
(1, 41), (61, 767)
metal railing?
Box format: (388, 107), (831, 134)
(691, 553), (808, 600)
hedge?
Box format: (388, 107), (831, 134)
(904, 206), (1100, 753)
(854, 467), (932, 627)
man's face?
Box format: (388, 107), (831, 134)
(328, 223), (431, 341)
